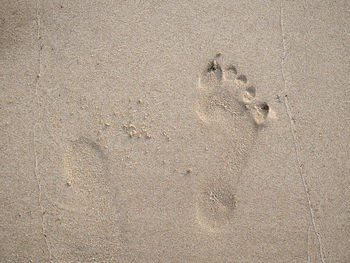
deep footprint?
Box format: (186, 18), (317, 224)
(195, 54), (270, 231)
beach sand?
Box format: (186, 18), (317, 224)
(1, 1), (349, 262)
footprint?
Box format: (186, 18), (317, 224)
(194, 54), (270, 231)
(47, 137), (122, 261)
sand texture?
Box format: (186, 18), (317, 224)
(1, 1), (349, 262)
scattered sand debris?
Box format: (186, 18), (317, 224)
(162, 131), (170, 141)
(128, 129), (137, 138)
(141, 126), (152, 139)
(123, 124), (152, 139)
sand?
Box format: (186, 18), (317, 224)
(1, 1), (349, 262)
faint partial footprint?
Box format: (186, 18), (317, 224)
(195, 54), (270, 232)
(195, 178), (237, 232)
(50, 137), (121, 261)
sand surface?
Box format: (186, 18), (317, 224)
(1, 1), (349, 262)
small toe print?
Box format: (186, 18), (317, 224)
(226, 65), (237, 75)
(237, 75), (247, 83)
(251, 101), (270, 125)
(243, 86), (256, 104)
(223, 65), (238, 81)
(246, 86), (256, 97)
(259, 102), (269, 112)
